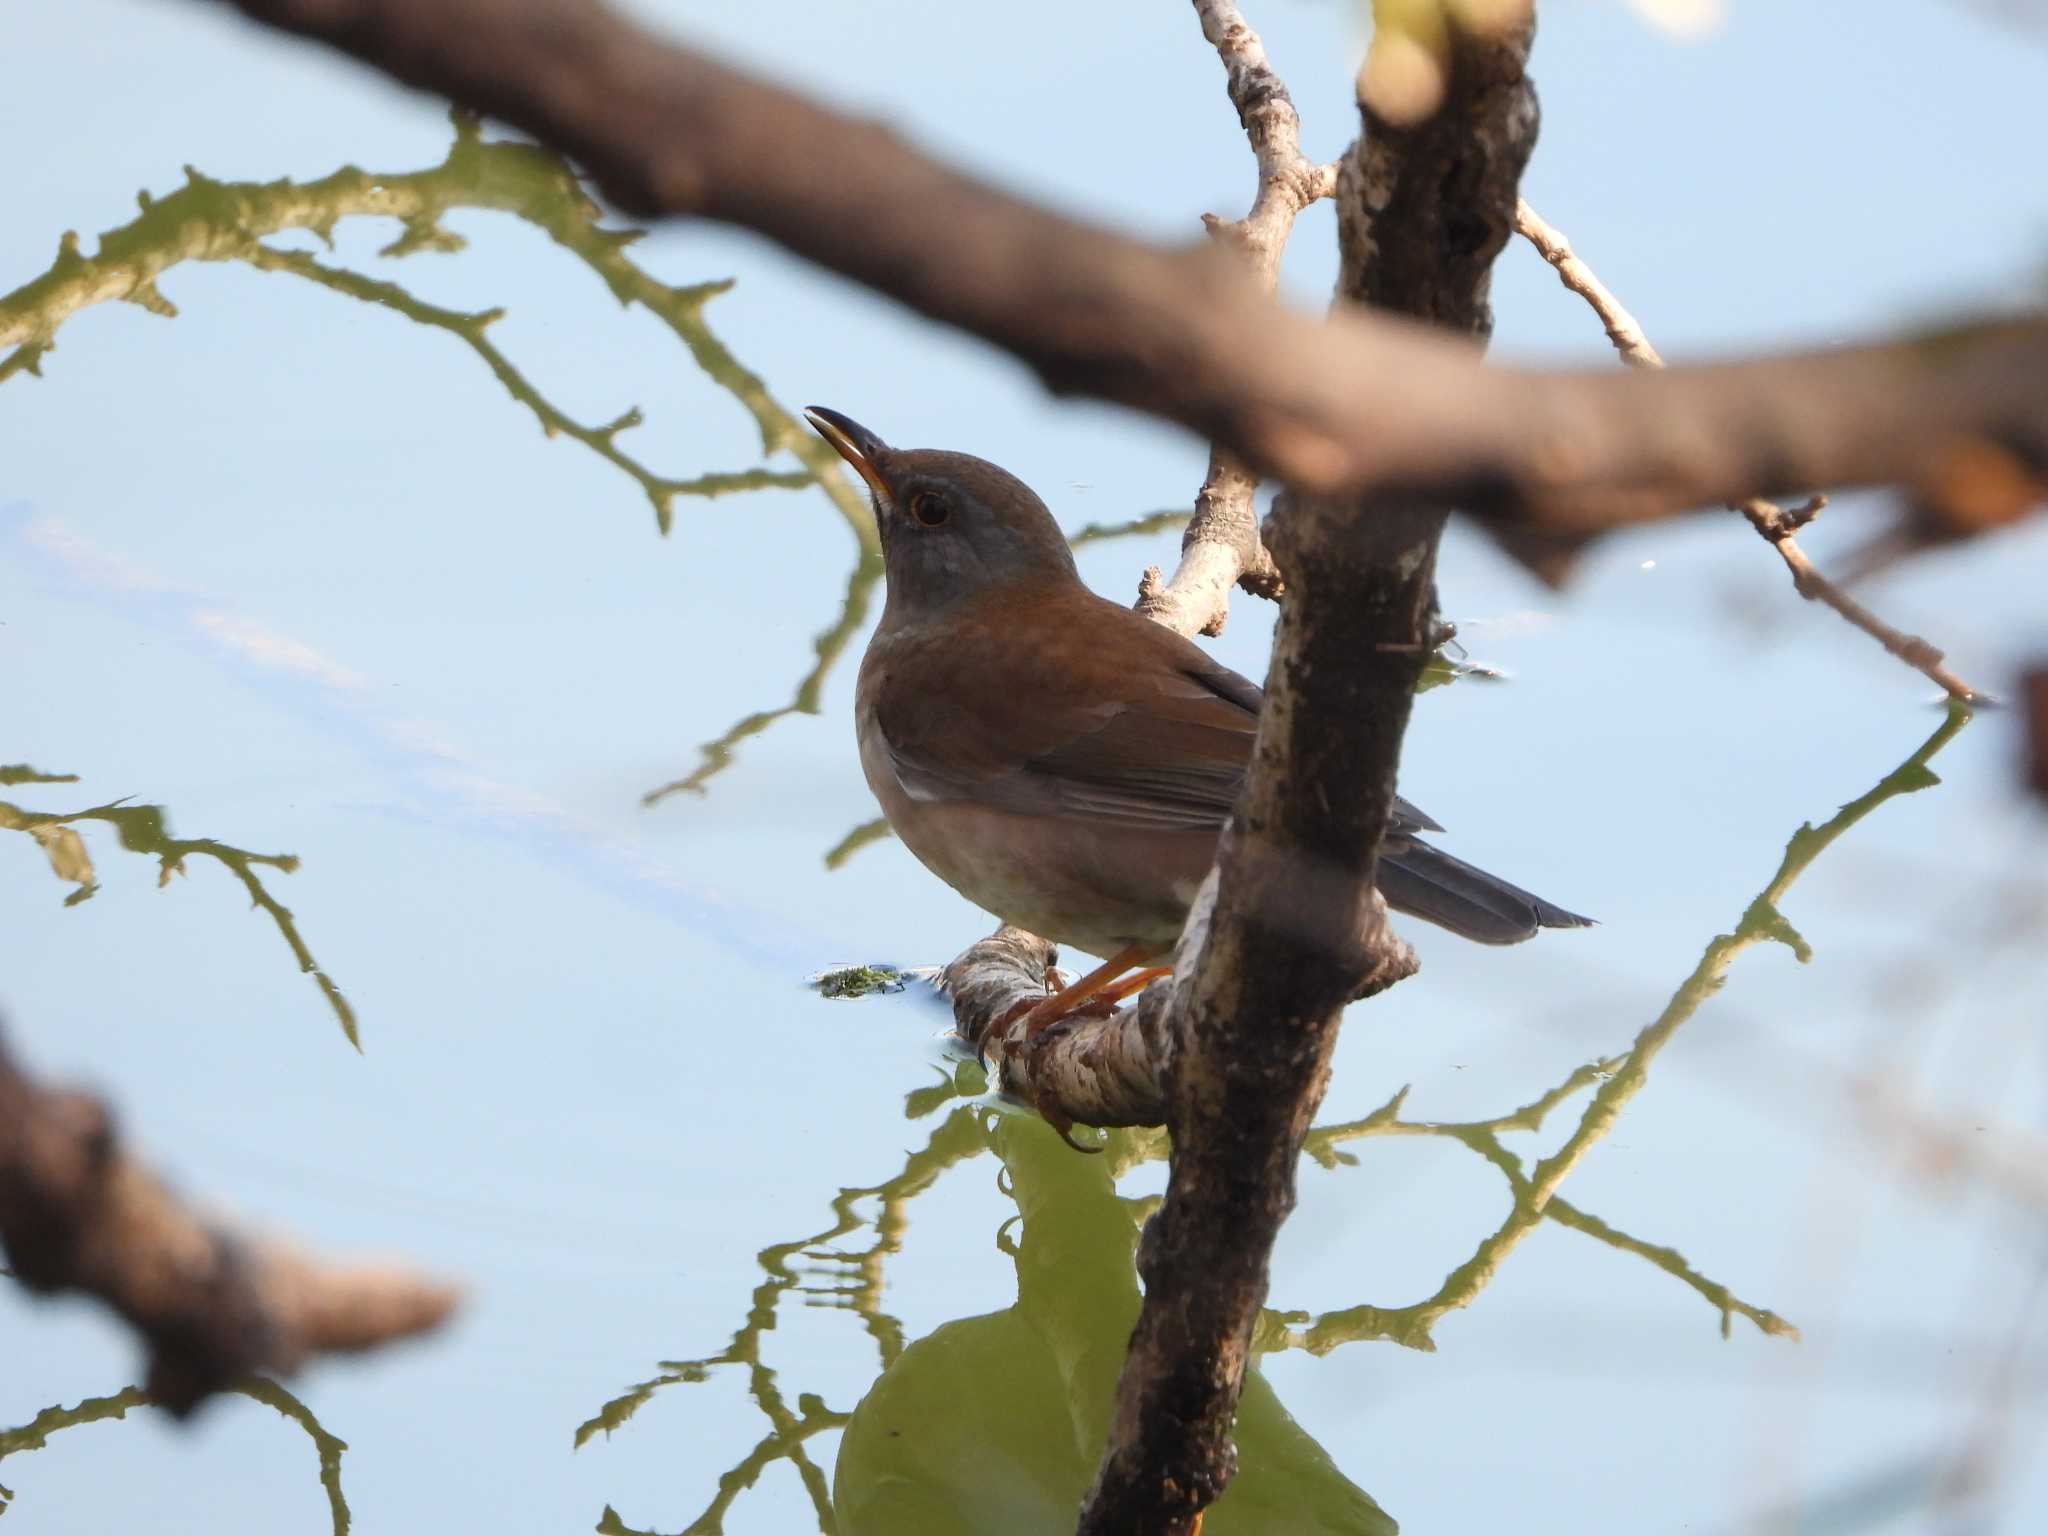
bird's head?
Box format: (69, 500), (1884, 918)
(805, 406), (1079, 616)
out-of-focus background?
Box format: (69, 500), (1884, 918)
(4, 1), (2046, 1531)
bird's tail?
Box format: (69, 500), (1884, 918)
(1376, 840), (1594, 946)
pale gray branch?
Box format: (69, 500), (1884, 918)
(1516, 199), (1989, 701)
(1136, 0), (1329, 637)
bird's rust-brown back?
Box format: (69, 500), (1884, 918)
(857, 584), (1260, 832)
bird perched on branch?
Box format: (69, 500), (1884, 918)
(807, 407), (1591, 1032)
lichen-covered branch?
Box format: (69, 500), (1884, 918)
(199, 0), (2048, 557)
(1516, 199), (1989, 701)
(942, 927), (1179, 1139)
(0, 1023), (458, 1412)
(1135, 0), (1333, 637)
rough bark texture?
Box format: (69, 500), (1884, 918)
(1076, 24), (1540, 1536)
(202, 0), (2048, 554)
(0, 1023), (458, 1411)
(941, 899), (1420, 1140)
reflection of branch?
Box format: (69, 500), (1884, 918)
(0, 117), (876, 549)
(244, 244), (810, 532)
(1515, 200), (1989, 703)
(641, 551), (882, 806)
(1068, 509), (1190, 548)
(0, 765), (80, 786)
(1268, 702), (1973, 1355)
(1136, 0), (1328, 637)
(0, 117), (893, 821)
(0, 1378), (350, 1533)
(579, 1104), (985, 1534)
(822, 816), (892, 871)
(0, 1020), (458, 1412)
(0, 781), (357, 1047)
(202, 0), (2048, 551)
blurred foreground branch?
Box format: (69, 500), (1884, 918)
(201, 0), (2048, 568)
(0, 1023), (457, 1412)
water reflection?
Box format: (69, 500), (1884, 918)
(589, 703), (1973, 1532)
(1, 115), (886, 816)
(0, 1378), (349, 1533)
(0, 762), (356, 1045)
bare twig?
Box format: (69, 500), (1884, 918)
(188, 0), (2048, 559)
(1511, 200), (1663, 367)
(1135, 0), (1333, 637)
(0, 1023), (458, 1412)
(1516, 199), (1990, 702)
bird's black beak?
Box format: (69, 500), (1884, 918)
(804, 406), (893, 506)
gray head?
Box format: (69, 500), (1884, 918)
(805, 407), (1080, 617)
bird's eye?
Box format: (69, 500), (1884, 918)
(907, 490), (949, 527)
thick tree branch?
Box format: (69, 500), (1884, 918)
(203, 0), (2048, 556)
(0, 1023), (457, 1412)
(1077, 22), (1540, 1534)
(1516, 200), (1989, 700)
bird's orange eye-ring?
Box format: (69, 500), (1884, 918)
(907, 490), (949, 527)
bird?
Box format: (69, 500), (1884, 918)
(806, 406), (1591, 1032)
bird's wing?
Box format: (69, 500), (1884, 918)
(865, 592), (1254, 831)
(866, 588), (1446, 835)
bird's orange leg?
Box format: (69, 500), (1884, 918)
(1094, 966), (1173, 1008)
(1014, 944), (1152, 1037)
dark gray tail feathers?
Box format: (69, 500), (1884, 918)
(1376, 840), (1595, 946)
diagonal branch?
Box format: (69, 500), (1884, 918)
(1515, 199), (1988, 701)
(0, 1022), (458, 1413)
(244, 244), (812, 533)
(199, 0), (2048, 557)
(1134, 0), (1333, 637)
